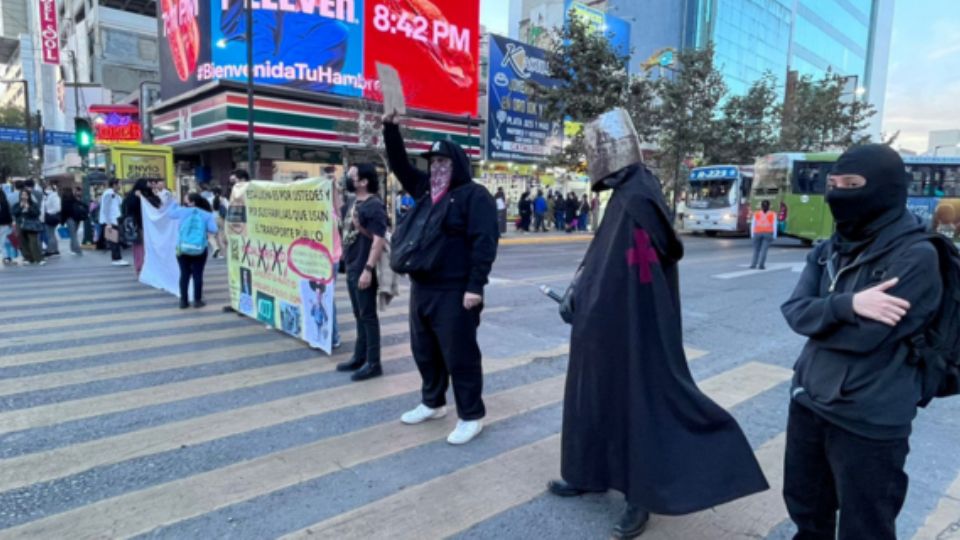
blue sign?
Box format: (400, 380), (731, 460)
(44, 130), (77, 147)
(486, 35), (561, 164)
(0, 127), (33, 144)
(690, 166), (739, 181)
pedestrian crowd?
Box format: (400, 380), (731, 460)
(513, 188), (598, 234)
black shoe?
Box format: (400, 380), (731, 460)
(759, 265), (766, 270)
(336, 356), (366, 372)
(749, 265), (757, 269)
(212, 249), (221, 259)
(179, 301), (189, 309)
(547, 480), (603, 498)
(193, 300), (206, 309)
(351, 363), (383, 381)
(612, 505), (650, 539)
(222, 306), (234, 313)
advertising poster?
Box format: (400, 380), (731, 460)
(563, 1), (631, 59)
(225, 178), (337, 353)
(158, 0), (480, 116)
(486, 35), (561, 164)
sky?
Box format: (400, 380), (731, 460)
(478, 0), (959, 154)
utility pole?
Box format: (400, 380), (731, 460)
(246, 0), (255, 178)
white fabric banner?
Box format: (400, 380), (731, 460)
(139, 194), (193, 300)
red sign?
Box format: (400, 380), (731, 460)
(363, 0), (480, 117)
(38, 0), (61, 65)
(90, 105), (143, 143)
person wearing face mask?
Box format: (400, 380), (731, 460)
(781, 144), (944, 540)
(382, 112), (499, 446)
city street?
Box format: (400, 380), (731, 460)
(0, 234), (959, 539)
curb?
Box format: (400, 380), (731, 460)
(499, 235), (594, 246)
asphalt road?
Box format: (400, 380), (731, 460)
(0, 234), (958, 539)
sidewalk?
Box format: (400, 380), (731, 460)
(499, 230), (594, 246)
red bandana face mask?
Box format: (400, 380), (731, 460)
(430, 160), (453, 204)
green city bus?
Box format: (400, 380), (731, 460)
(750, 152), (960, 244)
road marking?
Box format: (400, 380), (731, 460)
(0, 344), (571, 493)
(0, 300), (230, 333)
(712, 262), (806, 280)
(281, 361), (792, 539)
(912, 472), (960, 540)
(0, 334), (411, 435)
(0, 294), (231, 322)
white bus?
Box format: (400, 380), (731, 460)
(682, 165), (754, 235)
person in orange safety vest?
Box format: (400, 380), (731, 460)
(750, 200), (778, 270)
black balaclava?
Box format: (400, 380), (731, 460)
(827, 144), (908, 243)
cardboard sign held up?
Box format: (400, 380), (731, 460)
(376, 63), (407, 116)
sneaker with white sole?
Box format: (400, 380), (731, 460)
(401, 404), (447, 425)
(111, 260), (130, 266)
(447, 420), (483, 445)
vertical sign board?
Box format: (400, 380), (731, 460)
(38, 0), (61, 65)
(225, 178), (337, 354)
(485, 35), (561, 164)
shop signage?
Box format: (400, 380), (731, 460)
(38, 0), (61, 64)
(90, 105), (143, 143)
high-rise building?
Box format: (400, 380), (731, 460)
(512, 0), (894, 138)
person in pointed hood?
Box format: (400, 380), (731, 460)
(382, 112), (499, 446)
(781, 144), (944, 540)
(547, 109), (768, 539)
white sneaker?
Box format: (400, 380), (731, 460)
(447, 420), (483, 445)
(112, 260), (130, 266)
(401, 404), (447, 425)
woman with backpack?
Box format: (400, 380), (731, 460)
(166, 193), (218, 308)
(60, 186), (88, 256)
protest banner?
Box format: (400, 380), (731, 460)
(225, 178), (337, 353)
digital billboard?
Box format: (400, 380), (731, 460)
(563, 1), (631, 60)
(485, 35), (561, 164)
(159, 0), (479, 117)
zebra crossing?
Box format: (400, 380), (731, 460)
(0, 253), (959, 539)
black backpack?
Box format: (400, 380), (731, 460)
(390, 193), (450, 275)
(902, 234), (960, 407)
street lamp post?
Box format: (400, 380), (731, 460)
(246, 1), (255, 178)
(1, 79), (32, 173)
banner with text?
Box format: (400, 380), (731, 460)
(226, 178), (337, 353)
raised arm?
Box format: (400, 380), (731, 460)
(382, 118), (429, 199)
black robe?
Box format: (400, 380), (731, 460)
(561, 164), (768, 514)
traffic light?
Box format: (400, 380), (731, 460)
(75, 117), (94, 157)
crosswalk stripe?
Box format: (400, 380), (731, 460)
(912, 471), (960, 540)
(0, 344), (571, 493)
(280, 361), (792, 539)
(0, 294), (231, 323)
(0, 289), (189, 309)
(0, 303), (232, 333)
(1, 325), (274, 369)
(0, 330), (410, 435)
(0, 373), (568, 539)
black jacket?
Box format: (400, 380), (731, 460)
(782, 212), (943, 439)
(383, 122), (498, 294)
(0, 190), (11, 226)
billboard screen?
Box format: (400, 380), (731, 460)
(159, 0), (479, 116)
(485, 35), (561, 164)
(563, 1), (631, 60)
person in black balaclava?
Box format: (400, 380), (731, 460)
(782, 144), (944, 540)
(381, 111), (499, 446)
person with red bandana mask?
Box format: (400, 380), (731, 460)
(382, 112), (499, 446)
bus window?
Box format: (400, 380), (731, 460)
(740, 174), (753, 200)
(792, 162), (829, 194)
(945, 166), (960, 196)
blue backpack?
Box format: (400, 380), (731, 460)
(178, 209), (208, 256)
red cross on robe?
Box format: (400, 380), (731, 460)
(626, 228), (659, 284)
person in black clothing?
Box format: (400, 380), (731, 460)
(60, 186), (88, 256)
(517, 191), (532, 232)
(382, 111), (499, 446)
(336, 163), (388, 382)
(553, 192), (566, 231)
(0, 184), (13, 266)
(781, 144), (943, 540)
(123, 178), (163, 277)
(564, 192), (579, 232)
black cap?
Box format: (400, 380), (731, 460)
(422, 139), (456, 160)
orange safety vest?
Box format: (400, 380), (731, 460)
(753, 211), (776, 234)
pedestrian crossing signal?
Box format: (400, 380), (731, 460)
(75, 117), (94, 157)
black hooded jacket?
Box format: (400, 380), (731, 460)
(782, 145), (943, 440)
(383, 122), (499, 294)
(0, 189), (11, 226)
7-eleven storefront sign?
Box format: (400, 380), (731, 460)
(152, 91), (481, 158)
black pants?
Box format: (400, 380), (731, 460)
(107, 225), (123, 261)
(177, 251), (208, 302)
(409, 286), (485, 420)
(783, 401), (909, 540)
(347, 271), (380, 366)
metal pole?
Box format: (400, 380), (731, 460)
(245, 0), (255, 178)
(70, 52), (81, 119)
(21, 80), (33, 174)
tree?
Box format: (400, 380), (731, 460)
(533, 12), (630, 169)
(0, 105), (31, 181)
(704, 72), (779, 164)
(624, 75), (661, 145)
(655, 45), (726, 207)
(779, 72), (876, 151)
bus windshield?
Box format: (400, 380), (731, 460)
(688, 179), (737, 209)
